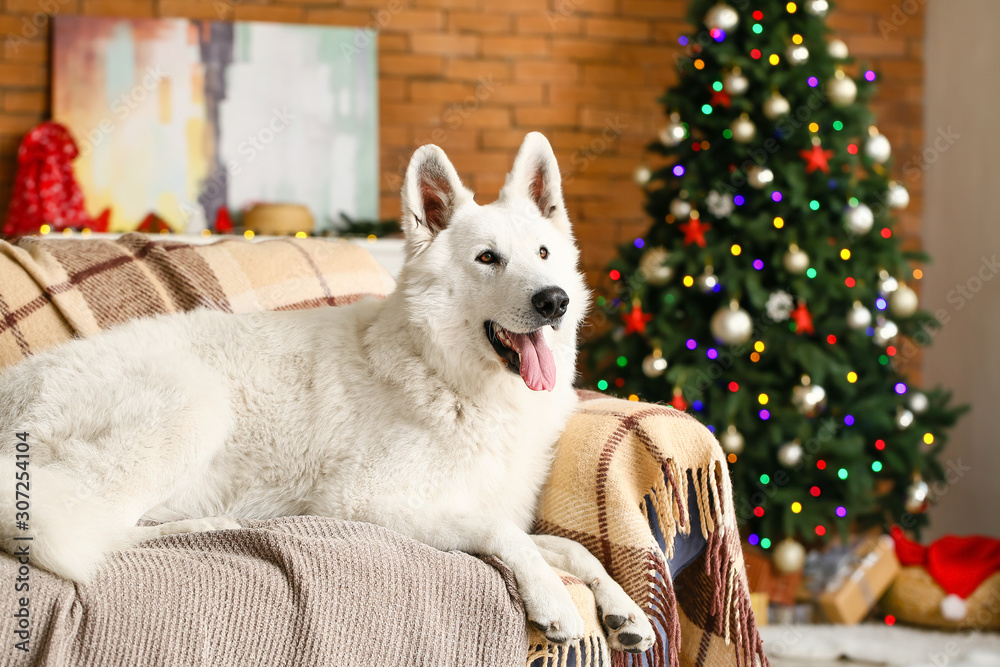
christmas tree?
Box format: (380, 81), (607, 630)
(586, 0), (965, 554)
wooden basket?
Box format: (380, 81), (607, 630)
(881, 566), (1000, 630)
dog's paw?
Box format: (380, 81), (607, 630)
(597, 597), (656, 653)
(522, 578), (586, 644)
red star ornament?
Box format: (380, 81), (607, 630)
(710, 89), (732, 108)
(800, 143), (835, 174)
(790, 302), (815, 335)
(622, 303), (654, 335)
(679, 217), (711, 247)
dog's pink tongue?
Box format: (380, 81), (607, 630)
(510, 330), (556, 392)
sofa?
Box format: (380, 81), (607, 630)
(0, 233), (765, 667)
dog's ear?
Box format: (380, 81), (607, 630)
(401, 144), (469, 248)
(501, 132), (571, 235)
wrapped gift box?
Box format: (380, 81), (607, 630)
(819, 534), (900, 624)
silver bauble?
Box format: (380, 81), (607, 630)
(847, 301), (872, 330)
(710, 300), (753, 345)
(720, 425), (745, 454)
(696, 266), (719, 293)
(670, 198), (692, 220)
(878, 270), (899, 294)
(660, 115), (687, 146)
(763, 92), (791, 119)
(904, 477), (930, 513)
(874, 319), (899, 346)
(887, 182), (910, 209)
(889, 284), (919, 317)
(805, 0), (829, 16)
(639, 246), (674, 286)
(730, 114), (756, 144)
(896, 407), (915, 429)
(704, 2), (739, 31)
(909, 392), (929, 414)
(633, 165), (652, 186)
(642, 350), (669, 378)
(773, 538), (807, 574)
(792, 376), (826, 415)
(723, 69), (749, 96)
(866, 132), (892, 164)
(844, 203), (874, 235)
(783, 244), (810, 274)
(706, 190), (735, 218)
(827, 70), (858, 106)
(827, 39), (849, 60)
(778, 440), (804, 467)
(786, 44), (809, 65)
(766, 291), (794, 321)
(748, 166), (774, 189)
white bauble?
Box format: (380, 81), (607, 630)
(778, 440), (804, 467)
(723, 69), (749, 96)
(792, 378), (826, 415)
(710, 301), (753, 344)
(844, 203), (874, 235)
(828, 71), (858, 106)
(909, 392), (930, 414)
(878, 271), (899, 294)
(773, 538), (807, 574)
(720, 425), (745, 454)
(706, 190), (735, 218)
(763, 92), (791, 119)
(874, 319), (899, 346)
(783, 244), (810, 274)
(696, 267), (719, 293)
(660, 116), (687, 146)
(828, 39), (849, 60)
(866, 132), (892, 164)
(896, 408), (915, 429)
(634, 165), (652, 186)
(889, 284), (919, 317)
(786, 44), (809, 65)
(887, 182), (910, 209)
(730, 114), (756, 143)
(642, 351), (669, 378)
(805, 0), (829, 16)
(847, 301), (872, 330)
(766, 291), (794, 321)
(639, 246), (673, 286)
(748, 166), (774, 189)
(704, 2), (739, 31)
(670, 198), (692, 220)
(904, 476), (929, 512)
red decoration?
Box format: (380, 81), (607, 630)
(4, 122), (91, 235)
(622, 303), (653, 335)
(800, 143), (835, 174)
(892, 526), (1000, 600)
(670, 391), (688, 411)
(136, 213), (171, 234)
(679, 217), (711, 247)
(92, 207), (111, 233)
(215, 207), (234, 234)
(790, 302), (814, 335)
(710, 89), (732, 108)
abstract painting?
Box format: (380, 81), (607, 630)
(52, 16), (378, 233)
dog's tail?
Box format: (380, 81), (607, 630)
(1, 457), (128, 583)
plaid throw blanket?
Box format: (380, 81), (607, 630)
(0, 234), (765, 667)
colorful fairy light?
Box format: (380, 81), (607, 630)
(810, 200), (820, 210)
(838, 468), (849, 479)
(865, 70), (876, 81)
(750, 352), (760, 362)
(753, 506), (765, 517)
(894, 382), (907, 394)
(872, 461), (883, 471)
(707, 425), (716, 434)
(615, 378), (625, 387)
(786, 2), (797, 12)
(791, 502), (802, 513)
(734, 194), (745, 205)
(924, 432), (935, 445)
(847, 143), (858, 154)
(683, 275), (694, 287)
(673, 165), (686, 176)
(792, 34), (803, 44)
(731, 243), (742, 255)
(773, 216), (784, 228)
(847, 371), (858, 383)
(616, 356), (627, 367)
(597, 380), (608, 390)
(810, 486), (821, 496)
(609, 269), (620, 280)
(753, 10), (763, 19)
(728, 453), (738, 463)
(751, 48), (762, 59)
(729, 382), (740, 392)
(692, 400), (704, 410)
(748, 534), (760, 546)
(881, 228), (892, 238)
(887, 345), (897, 356)
(835, 506), (847, 518)
(752, 23), (763, 34)
(753, 259), (764, 270)
(760, 474), (770, 484)
(816, 460), (826, 470)
(754, 341), (765, 352)
(707, 348), (719, 359)
(634, 238), (644, 248)
(769, 53), (780, 65)
(815, 525), (826, 536)
(845, 277), (856, 287)
(678, 36), (688, 45)
(694, 59), (705, 69)
(876, 297), (888, 310)
(771, 191), (783, 202)
(913, 269), (924, 279)
(759, 409), (771, 420)
(827, 334), (837, 344)
(702, 103), (713, 114)
(761, 538), (772, 549)
(807, 76), (819, 87)
(875, 439), (886, 450)
(840, 249), (851, 260)
(808, 122), (819, 132)
(758, 393), (769, 405)
(844, 415), (855, 426)
(806, 267), (817, 278)
(686, 338), (697, 350)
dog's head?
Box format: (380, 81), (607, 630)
(398, 132), (588, 393)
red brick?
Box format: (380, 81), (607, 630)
(488, 83), (545, 105)
(159, 0), (230, 19)
(481, 35), (549, 58)
(233, 5), (306, 22)
(0, 64), (46, 86)
(516, 14), (582, 35)
(381, 9), (445, 31)
(620, 0), (684, 18)
(514, 60), (580, 83)
(305, 9), (382, 26)
(514, 105), (578, 128)
(83, 0), (155, 17)
(380, 76), (408, 101)
(450, 12), (511, 33)
(551, 37), (619, 61)
(3, 90), (46, 112)
(583, 64), (644, 86)
(379, 33), (409, 51)
(583, 17), (651, 41)
(410, 33), (478, 56)
(379, 53), (445, 76)
(446, 59), (512, 82)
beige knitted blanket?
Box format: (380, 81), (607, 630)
(0, 234), (765, 667)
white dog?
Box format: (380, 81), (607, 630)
(0, 133), (654, 653)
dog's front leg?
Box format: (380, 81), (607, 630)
(531, 535), (655, 653)
(357, 500), (585, 643)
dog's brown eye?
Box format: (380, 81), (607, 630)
(539, 247), (549, 260)
(477, 251), (495, 264)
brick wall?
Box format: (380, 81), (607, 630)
(0, 0), (923, 286)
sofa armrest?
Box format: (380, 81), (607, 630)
(532, 393), (767, 667)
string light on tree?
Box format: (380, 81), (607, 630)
(660, 113), (687, 146)
(805, 0), (829, 16)
(786, 43), (809, 65)
(696, 265), (720, 293)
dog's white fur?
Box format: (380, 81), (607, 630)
(0, 134), (653, 651)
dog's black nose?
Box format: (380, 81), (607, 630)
(532, 287), (569, 320)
